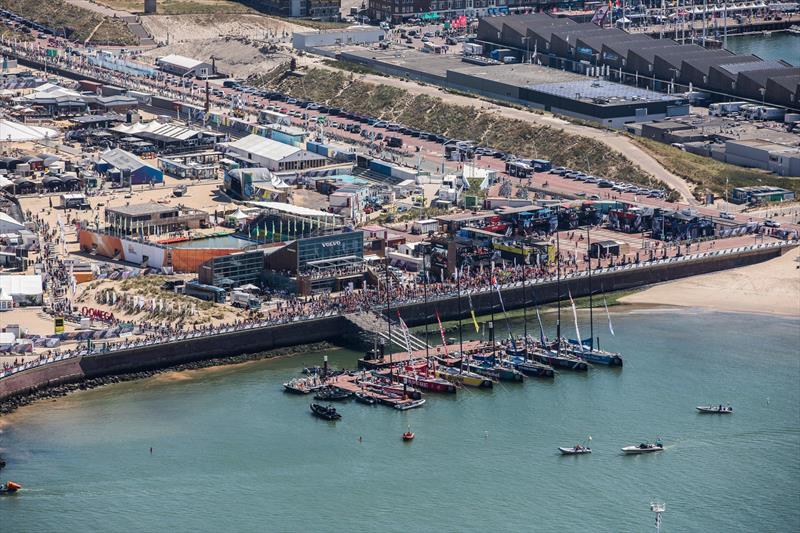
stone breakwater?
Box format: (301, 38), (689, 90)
(0, 341), (334, 416)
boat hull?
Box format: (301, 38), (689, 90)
(558, 447), (592, 455)
(435, 369), (493, 388)
(696, 406), (732, 414)
(507, 356), (555, 378)
(310, 404), (341, 420)
(531, 351), (588, 371)
(395, 373), (457, 393)
(621, 445), (663, 454)
(567, 346), (623, 366)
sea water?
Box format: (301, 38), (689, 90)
(1, 309), (798, 532)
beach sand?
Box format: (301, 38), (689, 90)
(620, 246), (800, 317)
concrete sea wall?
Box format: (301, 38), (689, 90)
(0, 243), (793, 403)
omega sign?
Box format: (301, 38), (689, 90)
(321, 240), (342, 248)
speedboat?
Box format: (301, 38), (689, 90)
(354, 391), (378, 405)
(313, 386), (352, 401)
(310, 403), (341, 420)
(558, 445), (592, 455)
(283, 376), (324, 394)
(403, 426), (415, 441)
(394, 399), (426, 411)
(0, 481), (21, 494)
(621, 442), (663, 454)
(696, 405), (732, 414)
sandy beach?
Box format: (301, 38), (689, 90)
(620, 246), (800, 317)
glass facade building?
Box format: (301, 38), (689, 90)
(297, 232), (364, 271)
(198, 250), (265, 289)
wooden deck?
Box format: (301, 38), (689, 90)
(357, 340), (485, 369)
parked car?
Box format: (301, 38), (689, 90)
(719, 212), (736, 220)
(764, 219), (781, 228)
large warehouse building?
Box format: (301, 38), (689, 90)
(338, 47), (688, 128)
(474, 14), (800, 110)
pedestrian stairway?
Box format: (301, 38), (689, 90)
(345, 310), (429, 351)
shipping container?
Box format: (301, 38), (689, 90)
(151, 95), (177, 111)
(490, 48), (511, 60)
(390, 165), (417, 181)
(369, 160), (392, 176)
(708, 101), (747, 116)
(100, 85), (126, 97)
(463, 43), (483, 55)
(78, 79), (102, 93)
(127, 90), (152, 105)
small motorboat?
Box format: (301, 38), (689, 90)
(310, 403), (341, 421)
(394, 399), (426, 411)
(559, 445), (592, 455)
(696, 404), (733, 414)
(0, 481), (21, 494)
(402, 427), (415, 441)
(313, 386), (352, 402)
(621, 442), (663, 454)
(354, 391), (377, 405)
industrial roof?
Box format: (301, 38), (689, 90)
(107, 202), (177, 217)
(528, 79), (681, 105)
(71, 113), (125, 125)
(226, 134), (302, 161)
(112, 121), (217, 143)
(156, 54), (206, 70)
(683, 54), (760, 75)
(738, 67), (800, 86)
(0, 274), (42, 296)
(720, 59), (790, 75)
(100, 148), (158, 172)
(450, 63), (582, 86)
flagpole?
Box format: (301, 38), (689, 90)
(384, 254), (393, 380)
(521, 239), (528, 357)
(556, 208), (562, 355)
(456, 260), (463, 359)
(588, 224), (594, 351)
(422, 250), (430, 361)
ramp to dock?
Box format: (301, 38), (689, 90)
(344, 311), (430, 352)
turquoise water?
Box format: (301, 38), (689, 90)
(1, 309), (798, 532)
(725, 31), (800, 65)
(170, 235), (255, 249)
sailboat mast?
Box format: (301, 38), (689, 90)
(555, 211), (561, 356)
(385, 255), (393, 378)
(521, 239), (528, 353)
(456, 260), (464, 354)
(423, 251), (430, 360)
(588, 225), (593, 351)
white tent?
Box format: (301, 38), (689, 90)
(0, 288), (12, 312)
(0, 119), (58, 142)
(0, 212), (25, 233)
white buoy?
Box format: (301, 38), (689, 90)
(650, 501), (666, 532)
